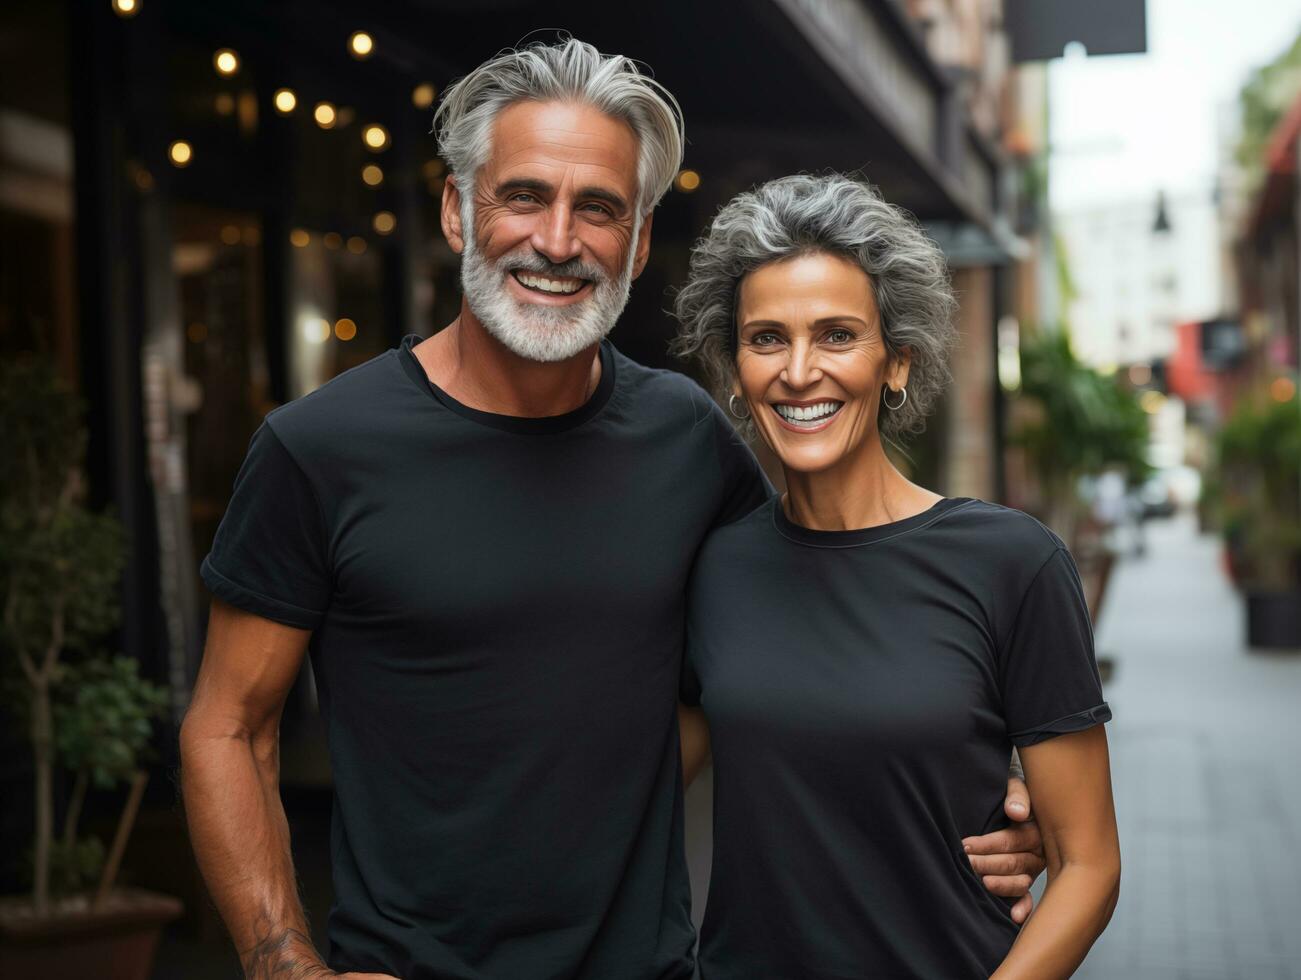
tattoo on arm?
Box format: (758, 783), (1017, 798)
(240, 909), (330, 979)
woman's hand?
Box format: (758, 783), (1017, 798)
(962, 775), (1048, 923)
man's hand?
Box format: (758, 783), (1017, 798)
(961, 775), (1046, 924)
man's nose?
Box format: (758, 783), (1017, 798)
(530, 203), (582, 265)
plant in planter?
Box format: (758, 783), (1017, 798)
(1214, 387), (1301, 648)
(0, 357), (182, 979)
(1012, 327), (1151, 547)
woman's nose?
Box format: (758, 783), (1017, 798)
(781, 342), (823, 389)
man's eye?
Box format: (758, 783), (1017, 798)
(581, 203), (612, 216)
(510, 193), (539, 204)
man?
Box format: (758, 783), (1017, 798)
(180, 38), (1044, 980)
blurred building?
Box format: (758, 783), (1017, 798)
(1234, 90), (1301, 399)
(1055, 191), (1224, 373)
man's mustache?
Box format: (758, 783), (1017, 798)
(497, 250), (608, 285)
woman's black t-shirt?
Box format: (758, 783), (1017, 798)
(682, 496), (1111, 979)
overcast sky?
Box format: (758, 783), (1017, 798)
(1047, 0), (1301, 211)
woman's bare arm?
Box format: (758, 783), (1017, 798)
(678, 703), (712, 788)
(179, 598), (395, 979)
(990, 725), (1121, 980)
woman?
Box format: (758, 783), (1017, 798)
(672, 174), (1119, 979)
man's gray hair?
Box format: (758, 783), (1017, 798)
(434, 37), (685, 214)
(671, 173), (958, 441)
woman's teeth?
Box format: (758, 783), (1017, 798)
(513, 271), (585, 295)
(773, 401), (843, 427)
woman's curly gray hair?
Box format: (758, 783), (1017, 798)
(671, 173), (958, 441)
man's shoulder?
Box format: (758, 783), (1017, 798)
(607, 343), (719, 429)
(263, 347), (407, 454)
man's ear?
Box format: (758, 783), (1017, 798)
(631, 210), (654, 280)
(441, 174), (467, 254)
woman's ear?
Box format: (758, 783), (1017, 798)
(888, 348), (913, 390)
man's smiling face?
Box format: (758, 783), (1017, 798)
(443, 100), (654, 362)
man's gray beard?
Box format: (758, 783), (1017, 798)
(458, 202), (639, 363)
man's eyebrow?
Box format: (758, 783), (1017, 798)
(495, 177), (554, 197)
(576, 186), (629, 212)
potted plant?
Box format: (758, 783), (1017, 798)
(0, 357), (182, 979)
(1214, 387), (1301, 649)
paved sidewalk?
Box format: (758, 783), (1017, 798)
(1075, 513), (1301, 980)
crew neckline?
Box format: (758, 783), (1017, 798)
(771, 495), (975, 548)
(396, 333), (616, 434)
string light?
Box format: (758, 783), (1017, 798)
(274, 89), (297, 114)
(372, 211), (396, 235)
(335, 318), (358, 341)
(168, 141), (193, 167)
(363, 124), (390, 151)
(675, 169), (701, 192)
(349, 31), (374, 59)
(362, 164), (384, 186)
(314, 102), (337, 129)
(112, 0), (141, 17)
(290, 229), (310, 247)
(213, 49), (240, 76)
(412, 83), (437, 109)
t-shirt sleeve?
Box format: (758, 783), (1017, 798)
(999, 547), (1111, 747)
(710, 406), (775, 528)
(199, 420), (331, 630)
(679, 648), (703, 707)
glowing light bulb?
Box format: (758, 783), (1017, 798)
(168, 140), (193, 167)
(363, 124), (390, 151)
(214, 49), (240, 76)
(349, 31), (374, 59)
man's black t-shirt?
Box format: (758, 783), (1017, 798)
(683, 496), (1111, 980)
(200, 335), (772, 980)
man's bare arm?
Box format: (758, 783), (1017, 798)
(179, 599), (389, 979)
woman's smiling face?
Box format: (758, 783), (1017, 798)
(734, 251), (909, 475)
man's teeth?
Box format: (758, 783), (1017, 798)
(774, 401), (842, 425)
(514, 272), (584, 295)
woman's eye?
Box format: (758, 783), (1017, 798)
(751, 332), (780, 347)
(827, 329), (854, 344)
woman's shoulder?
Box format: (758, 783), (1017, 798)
(933, 498), (1069, 567)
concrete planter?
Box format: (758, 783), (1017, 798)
(1246, 589), (1301, 650)
(0, 887), (183, 980)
